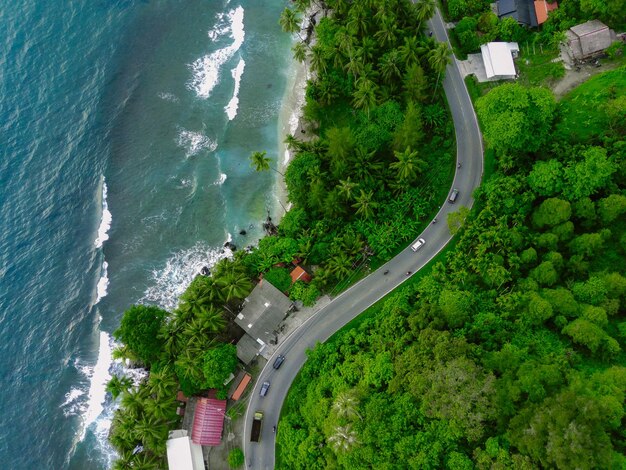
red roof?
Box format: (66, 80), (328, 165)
(191, 398), (227, 446)
(534, 0), (558, 24)
(290, 266), (312, 284)
(231, 373), (252, 401)
(176, 391), (188, 402)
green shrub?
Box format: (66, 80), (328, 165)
(264, 267), (293, 292)
(228, 448), (245, 468)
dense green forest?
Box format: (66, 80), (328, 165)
(277, 66), (626, 469)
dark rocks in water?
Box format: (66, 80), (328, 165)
(200, 266), (210, 276)
(267, 83), (272, 88)
(239, 229), (247, 235)
(224, 241), (238, 251)
(249, 224), (254, 229)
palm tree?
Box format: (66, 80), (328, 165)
(112, 344), (137, 363)
(374, 16), (398, 47)
(337, 178), (357, 201)
(292, 41), (307, 63)
(428, 42), (451, 97)
(250, 151), (283, 176)
(327, 252), (352, 280)
(279, 8), (301, 38)
(130, 453), (160, 470)
(145, 396), (178, 422)
(332, 390), (362, 420)
(309, 46), (327, 74)
(352, 79), (377, 118)
(345, 55), (364, 80)
(352, 189), (379, 219)
(121, 389), (145, 418)
(147, 368), (177, 400)
(107, 375), (133, 400)
(328, 424), (360, 453)
(358, 37), (377, 63)
(216, 272), (253, 302)
(379, 50), (402, 84)
(399, 36), (420, 66)
(390, 147), (427, 183)
(415, 0), (436, 30)
(196, 305), (227, 333)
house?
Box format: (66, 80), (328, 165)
(191, 398), (227, 446)
(235, 281), (293, 364)
(290, 265), (312, 284)
(166, 430), (205, 470)
(481, 42), (520, 80)
(496, 0), (538, 26)
(533, 0), (558, 25)
(565, 20), (613, 61)
(230, 372), (252, 401)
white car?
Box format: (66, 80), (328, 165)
(411, 238), (425, 252)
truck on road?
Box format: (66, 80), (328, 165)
(250, 411), (263, 442)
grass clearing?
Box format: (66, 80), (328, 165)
(554, 65), (626, 143)
(516, 44), (564, 87)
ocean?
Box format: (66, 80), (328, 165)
(0, 0), (293, 468)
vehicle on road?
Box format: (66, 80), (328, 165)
(448, 188), (459, 203)
(250, 411), (263, 442)
(272, 355), (285, 369)
(411, 238), (425, 252)
(260, 381), (270, 397)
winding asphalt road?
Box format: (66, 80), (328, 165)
(242, 9), (483, 469)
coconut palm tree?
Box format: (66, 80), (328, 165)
(107, 375), (134, 400)
(279, 8), (302, 38)
(352, 78), (377, 118)
(415, 0), (436, 30)
(332, 390), (362, 420)
(327, 252), (352, 280)
(196, 305), (227, 333)
(292, 41), (307, 63)
(428, 42), (451, 97)
(337, 178), (357, 201)
(390, 147), (427, 184)
(250, 151), (283, 176)
(374, 16), (398, 47)
(399, 36), (420, 66)
(147, 368), (177, 400)
(352, 189), (379, 219)
(130, 453), (161, 470)
(379, 50), (402, 84)
(121, 389), (145, 419)
(328, 424), (360, 452)
(216, 272), (253, 302)
(145, 395), (178, 422)
(309, 46), (327, 74)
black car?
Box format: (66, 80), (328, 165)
(273, 354), (285, 369)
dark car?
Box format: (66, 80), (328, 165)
(260, 381), (270, 397)
(273, 354), (285, 369)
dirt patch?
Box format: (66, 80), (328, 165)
(552, 60), (624, 98)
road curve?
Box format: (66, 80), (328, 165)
(243, 9), (483, 469)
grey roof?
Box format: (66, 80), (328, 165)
(234, 281), (292, 346)
(236, 334), (261, 365)
(570, 19), (608, 37)
(497, 0), (537, 26)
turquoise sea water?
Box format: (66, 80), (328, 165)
(0, 1), (291, 467)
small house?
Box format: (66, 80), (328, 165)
(481, 42), (520, 80)
(166, 430), (205, 470)
(496, 0), (538, 27)
(565, 20), (613, 60)
(290, 265), (312, 284)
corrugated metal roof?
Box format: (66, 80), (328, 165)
(191, 398), (226, 446)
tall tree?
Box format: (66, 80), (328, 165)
(250, 151), (283, 175)
(390, 147), (427, 183)
(428, 42), (451, 97)
(415, 0), (436, 30)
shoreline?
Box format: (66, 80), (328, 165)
(274, 49), (309, 223)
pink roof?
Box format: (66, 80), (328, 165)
(191, 398), (226, 446)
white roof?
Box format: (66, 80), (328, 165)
(166, 435), (205, 470)
(481, 42), (518, 78)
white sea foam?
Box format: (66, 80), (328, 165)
(157, 91), (179, 103)
(60, 388), (86, 418)
(177, 129), (217, 157)
(225, 58), (245, 120)
(80, 331), (113, 439)
(94, 179), (112, 248)
(188, 6), (245, 99)
(141, 240), (233, 311)
(215, 173), (227, 185)
(95, 261), (109, 304)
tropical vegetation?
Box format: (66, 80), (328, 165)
(277, 66), (626, 469)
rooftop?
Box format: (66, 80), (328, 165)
(481, 42), (519, 79)
(533, 0), (558, 25)
(570, 19), (608, 37)
(166, 431), (205, 470)
(290, 266), (312, 284)
(191, 398), (227, 447)
(234, 281), (292, 346)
